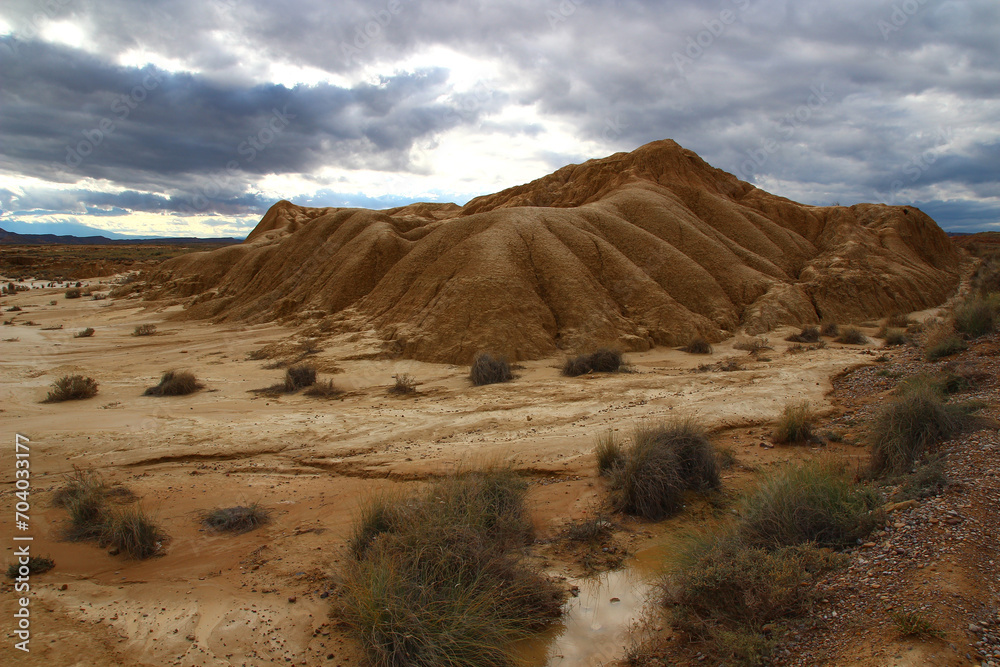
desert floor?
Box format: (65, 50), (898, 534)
(1, 277), (996, 667)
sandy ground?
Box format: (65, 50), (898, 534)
(0, 279), (917, 666)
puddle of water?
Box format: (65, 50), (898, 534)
(517, 539), (681, 667)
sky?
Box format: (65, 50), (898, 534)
(1, 0), (998, 239)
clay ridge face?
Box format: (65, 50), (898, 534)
(145, 139), (962, 363)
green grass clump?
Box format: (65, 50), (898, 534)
(867, 384), (977, 477)
(470, 351), (512, 386)
(6, 555), (55, 579)
(562, 348), (624, 376)
(771, 402), (814, 444)
(835, 326), (868, 345)
(735, 461), (884, 550)
(337, 466), (563, 666)
(891, 610), (945, 639)
(203, 502), (270, 533)
(45, 375), (98, 402)
(682, 337), (713, 354)
(607, 420), (720, 520)
(143, 370), (203, 396)
(925, 334), (967, 361)
(100, 504), (163, 559)
(595, 430), (625, 476)
(283, 363), (317, 391)
(953, 293), (1000, 337)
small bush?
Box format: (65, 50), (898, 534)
(835, 326), (867, 345)
(683, 337), (713, 354)
(337, 467), (562, 666)
(882, 328), (908, 346)
(891, 610), (944, 639)
(7, 305), (22, 312)
(6, 555), (55, 579)
(566, 515), (613, 543)
(718, 358), (743, 372)
(595, 430), (625, 476)
(953, 293), (1000, 337)
(74, 327), (96, 338)
(45, 375), (98, 402)
(885, 312), (912, 329)
(470, 351), (512, 386)
(132, 324), (157, 336)
(100, 504), (163, 559)
(784, 326), (820, 343)
(144, 370), (203, 396)
(867, 385), (975, 477)
(203, 502), (270, 533)
(608, 420), (720, 520)
(772, 402), (814, 444)
(925, 335), (967, 361)
(736, 461), (884, 549)
(54, 468), (110, 540)
(304, 379), (343, 398)
(562, 348), (623, 376)
(64, 288), (82, 299)
(389, 373), (417, 394)
(733, 337), (773, 354)
(284, 363), (317, 391)
(820, 322), (839, 337)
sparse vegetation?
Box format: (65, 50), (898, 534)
(566, 515), (614, 543)
(882, 328), (908, 346)
(733, 336), (773, 354)
(607, 420), (720, 520)
(144, 370), (203, 396)
(470, 351), (513, 386)
(45, 375), (99, 402)
(304, 379), (344, 398)
(953, 293), (1000, 337)
(771, 402), (814, 444)
(100, 504), (163, 559)
(885, 312), (912, 329)
(682, 337), (713, 354)
(284, 363), (317, 391)
(562, 348), (624, 376)
(835, 326), (867, 345)
(867, 384), (978, 477)
(6, 555), (55, 579)
(784, 326), (820, 343)
(820, 321), (839, 337)
(891, 458), (950, 501)
(203, 502), (270, 533)
(595, 430), (625, 476)
(74, 327), (96, 338)
(925, 335), (967, 361)
(389, 373), (417, 394)
(132, 323), (157, 336)
(891, 610), (945, 639)
(337, 466), (563, 666)
(64, 287), (82, 299)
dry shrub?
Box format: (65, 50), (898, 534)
(733, 336), (773, 354)
(45, 375), (98, 402)
(682, 337), (713, 354)
(64, 288), (82, 299)
(882, 328), (908, 346)
(143, 370), (203, 396)
(820, 322), (839, 337)
(885, 312), (912, 329)
(771, 402), (814, 444)
(834, 326), (867, 345)
(100, 504), (163, 559)
(595, 430), (624, 476)
(6, 555), (54, 579)
(337, 466), (563, 666)
(132, 324), (157, 336)
(784, 326), (819, 343)
(389, 373), (417, 394)
(74, 327), (95, 338)
(608, 420), (720, 520)
(953, 293), (1000, 337)
(470, 351), (512, 386)
(925, 335), (967, 361)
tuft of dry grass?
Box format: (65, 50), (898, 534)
(45, 375), (98, 402)
(771, 402), (814, 444)
(835, 326), (868, 345)
(203, 501), (270, 533)
(284, 363), (317, 391)
(100, 504), (163, 559)
(733, 336), (773, 354)
(562, 348), (624, 376)
(132, 323), (157, 336)
(682, 337), (713, 354)
(784, 326), (820, 343)
(74, 327), (95, 338)
(304, 379), (343, 398)
(820, 322), (839, 337)
(891, 610), (945, 639)
(595, 430), (625, 476)
(388, 373), (417, 395)
(143, 370), (203, 396)
(470, 351), (512, 386)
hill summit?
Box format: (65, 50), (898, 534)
(146, 139), (963, 363)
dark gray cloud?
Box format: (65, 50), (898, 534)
(1, 0), (998, 231)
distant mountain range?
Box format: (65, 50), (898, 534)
(0, 227), (241, 246)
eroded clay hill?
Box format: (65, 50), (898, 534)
(145, 139), (963, 363)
